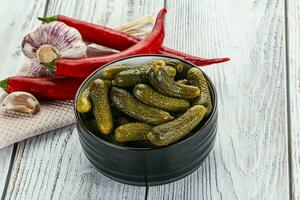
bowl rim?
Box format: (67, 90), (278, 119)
(74, 54), (218, 151)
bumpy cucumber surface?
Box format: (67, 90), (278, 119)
(149, 64), (200, 99)
(147, 105), (206, 146)
(115, 122), (152, 142)
(76, 86), (91, 113)
(112, 67), (149, 87)
(111, 87), (174, 125)
(100, 65), (132, 80)
(112, 64), (176, 87)
(176, 79), (188, 85)
(187, 68), (213, 116)
(165, 60), (184, 73)
(90, 79), (113, 134)
(133, 84), (190, 111)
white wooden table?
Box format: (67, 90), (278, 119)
(0, 0), (299, 199)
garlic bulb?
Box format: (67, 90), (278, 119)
(16, 58), (52, 77)
(21, 21), (87, 76)
(1, 92), (40, 115)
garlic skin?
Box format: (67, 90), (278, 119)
(16, 58), (52, 77)
(21, 21), (87, 75)
(1, 92), (40, 115)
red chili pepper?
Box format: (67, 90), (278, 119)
(39, 12), (229, 66)
(0, 77), (84, 100)
(46, 8), (167, 78)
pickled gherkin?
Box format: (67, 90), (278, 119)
(115, 123), (152, 142)
(89, 79), (113, 134)
(149, 63), (200, 99)
(187, 68), (213, 116)
(176, 79), (188, 85)
(100, 65), (132, 80)
(165, 60), (184, 73)
(147, 105), (206, 146)
(112, 67), (149, 87)
(111, 87), (174, 125)
(112, 64), (176, 87)
(133, 84), (190, 111)
(76, 86), (91, 113)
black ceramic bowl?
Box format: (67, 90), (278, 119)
(75, 55), (218, 186)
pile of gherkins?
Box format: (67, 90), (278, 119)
(76, 59), (213, 147)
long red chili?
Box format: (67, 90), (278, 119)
(47, 8), (166, 78)
(0, 77), (84, 100)
(39, 13), (229, 66)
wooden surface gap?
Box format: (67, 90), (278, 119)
(283, 0), (293, 199)
(0, 144), (18, 200)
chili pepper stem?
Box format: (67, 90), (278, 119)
(0, 78), (8, 92)
(41, 59), (56, 72)
(38, 15), (58, 23)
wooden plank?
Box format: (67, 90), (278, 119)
(0, 146), (14, 198)
(148, 0), (289, 199)
(286, 0), (300, 199)
(4, 0), (163, 199)
(0, 0), (48, 198)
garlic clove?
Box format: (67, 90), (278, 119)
(1, 92), (40, 115)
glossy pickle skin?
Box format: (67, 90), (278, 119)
(165, 60), (184, 73)
(89, 79), (114, 134)
(112, 64), (176, 88)
(112, 66), (149, 87)
(100, 65), (132, 80)
(149, 64), (200, 99)
(147, 105), (206, 146)
(176, 79), (188, 85)
(76, 86), (91, 113)
(110, 87), (174, 125)
(115, 122), (152, 142)
(187, 68), (213, 116)
(133, 84), (190, 111)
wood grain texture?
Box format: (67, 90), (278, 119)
(148, 0), (289, 199)
(286, 0), (300, 199)
(0, 0), (47, 198)
(3, 0), (162, 199)
(0, 146), (14, 198)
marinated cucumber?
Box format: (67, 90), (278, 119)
(133, 84), (190, 111)
(165, 60), (184, 73)
(153, 60), (166, 66)
(100, 65), (132, 80)
(162, 65), (177, 78)
(111, 87), (174, 125)
(89, 79), (113, 134)
(176, 79), (188, 85)
(112, 64), (176, 87)
(153, 60), (184, 77)
(112, 67), (149, 87)
(103, 80), (112, 88)
(187, 68), (213, 116)
(76, 86), (91, 113)
(152, 60), (177, 77)
(149, 63), (200, 99)
(115, 122), (152, 142)
(147, 105), (206, 146)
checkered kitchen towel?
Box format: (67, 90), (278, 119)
(0, 97), (75, 149)
(0, 55), (78, 149)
